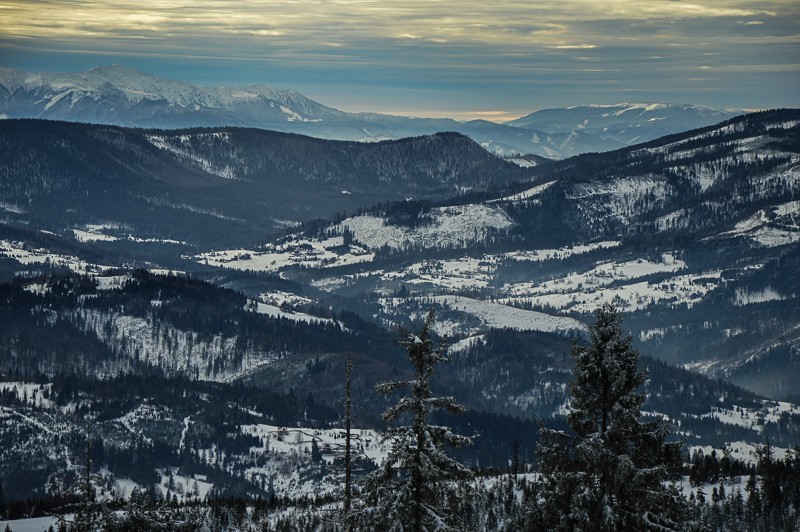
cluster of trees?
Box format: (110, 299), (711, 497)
(686, 443), (800, 531)
(3, 304), (798, 530)
(340, 305), (799, 531)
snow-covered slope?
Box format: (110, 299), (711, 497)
(206, 109), (798, 400)
(1, 66), (742, 158)
(507, 103), (738, 147)
(0, 65), (339, 126)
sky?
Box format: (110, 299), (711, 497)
(0, 0), (798, 122)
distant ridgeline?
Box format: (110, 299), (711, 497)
(0, 120), (526, 247)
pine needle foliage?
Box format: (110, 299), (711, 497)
(351, 309), (473, 532)
(532, 304), (687, 531)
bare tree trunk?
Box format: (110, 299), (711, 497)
(344, 355), (353, 527)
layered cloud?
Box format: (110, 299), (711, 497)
(1, 0), (798, 117)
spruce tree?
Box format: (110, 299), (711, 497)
(351, 309), (472, 532)
(532, 304), (687, 530)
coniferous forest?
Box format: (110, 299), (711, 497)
(0, 101), (798, 531)
(1, 290), (799, 531)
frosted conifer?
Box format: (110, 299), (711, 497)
(351, 309), (472, 532)
(532, 304), (686, 531)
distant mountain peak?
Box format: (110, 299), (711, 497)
(1, 65), (742, 158)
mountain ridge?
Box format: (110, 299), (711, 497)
(1, 65), (741, 158)
(0, 119), (525, 246)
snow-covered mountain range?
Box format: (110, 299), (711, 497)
(189, 109), (800, 401)
(1, 109), (797, 403)
(0, 108), (798, 510)
(0, 121), (524, 246)
(506, 103), (736, 148)
(0, 65), (738, 158)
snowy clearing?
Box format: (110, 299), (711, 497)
(195, 236), (374, 272)
(336, 204), (513, 251)
(425, 295), (584, 335)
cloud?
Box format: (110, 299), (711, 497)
(0, 1), (788, 43)
(551, 44), (598, 49)
(0, 0), (798, 113)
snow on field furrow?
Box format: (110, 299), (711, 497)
(310, 243), (623, 294)
(428, 295), (584, 335)
(337, 204), (513, 251)
(396, 257), (497, 290)
(197, 204), (512, 273)
(503, 241), (620, 262)
(73, 224), (187, 245)
(259, 290), (315, 307)
(72, 228), (119, 242)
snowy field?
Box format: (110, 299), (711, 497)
(717, 200), (800, 248)
(696, 401), (800, 435)
(499, 268), (723, 313)
(0, 516), (63, 532)
(72, 223), (187, 245)
(488, 180), (557, 204)
(335, 204), (513, 251)
(380, 295), (584, 337)
(0, 239), (111, 275)
(309, 242), (621, 294)
(249, 299), (341, 329)
(0, 382), (54, 409)
(195, 235), (374, 272)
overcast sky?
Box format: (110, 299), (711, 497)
(1, 0), (798, 121)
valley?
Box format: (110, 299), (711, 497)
(0, 107), (798, 529)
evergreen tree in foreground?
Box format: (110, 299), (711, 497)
(530, 304), (687, 531)
(351, 309), (473, 531)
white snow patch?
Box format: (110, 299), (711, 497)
(195, 236), (374, 272)
(734, 287), (785, 306)
(0, 201), (25, 214)
(718, 200), (800, 247)
(499, 267), (722, 313)
(0, 239), (112, 275)
(0, 382), (54, 409)
(428, 295), (584, 335)
(488, 180), (557, 204)
(337, 204), (512, 251)
(248, 300), (339, 328)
